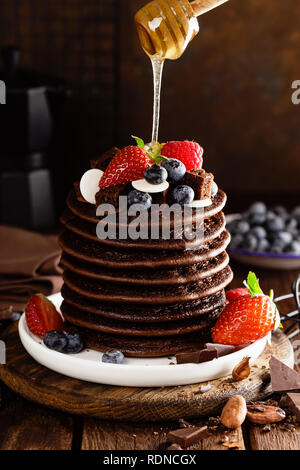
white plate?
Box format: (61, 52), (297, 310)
(19, 293), (268, 388)
(226, 214), (300, 270)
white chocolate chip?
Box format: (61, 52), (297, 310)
(186, 198), (212, 208)
(132, 178), (169, 194)
(80, 169), (103, 204)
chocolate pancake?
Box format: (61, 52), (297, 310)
(63, 266), (233, 304)
(60, 206), (226, 250)
(60, 251), (229, 285)
(58, 168), (233, 357)
(64, 321), (213, 357)
(61, 284), (226, 322)
(58, 229), (231, 269)
(66, 187), (227, 225)
(61, 301), (222, 337)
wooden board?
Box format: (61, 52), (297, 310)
(0, 324), (294, 422)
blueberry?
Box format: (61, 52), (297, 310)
(249, 213), (266, 226)
(172, 185), (194, 206)
(249, 226), (267, 239)
(266, 211), (277, 221)
(273, 231), (293, 247)
(241, 234), (258, 252)
(292, 206), (300, 218)
(127, 190), (152, 210)
(43, 330), (68, 352)
(249, 202), (267, 216)
(161, 158), (186, 182)
(211, 181), (218, 198)
(64, 333), (84, 354)
(256, 238), (270, 252)
(235, 220), (250, 235)
(285, 241), (300, 255)
(286, 217), (298, 231)
(102, 349), (125, 364)
(229, 234), (244, 250)
(226, 219), (238, 234)
(266, 216), (285, 232)
(271, 242), (285, 254)
(144, 164), (168, 185)
(272, 206), (288, 220)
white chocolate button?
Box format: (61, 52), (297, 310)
(132, 179), (169, 193)
(80, 169), (103, 204)
(186, 198), (212, 208)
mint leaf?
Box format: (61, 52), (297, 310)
(243, 271), (264, 296)
(132, 136), (145, 149)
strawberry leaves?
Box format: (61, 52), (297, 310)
(243, 272), (264, 297)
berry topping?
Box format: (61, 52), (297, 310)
(100, 146), (153, 189)
(127, 189), (152, 210)
(144, 164), (168, 185)
(161, 158), (186, 182)
(172, 185), (195, 206)
(25, 294), (63, 338)
(102, 349), (125, 364)
(161, 141), (203, 171)
(226, 288), (249, 303)
(63, 333), (84, 354)
(43, 330), (68, 352)
(212, 272), (278, 345)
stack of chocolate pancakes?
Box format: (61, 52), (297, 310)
(59, 149), (233, 357)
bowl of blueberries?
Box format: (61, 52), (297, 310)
(226, 202), (300, 270)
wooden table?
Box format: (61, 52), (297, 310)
(0, 262), (300, 451)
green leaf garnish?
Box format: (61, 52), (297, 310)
(243, 271), (264, 296)
(132, 136), (145, 149)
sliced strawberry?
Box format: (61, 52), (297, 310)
(161, 141), (203, 170)
(25, 294), (63, 338)
(212, 272), (277, 345)
(226, 288), (249, 303)
(100, 146), (153, 189)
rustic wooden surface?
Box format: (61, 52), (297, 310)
(0, 325), (293, 422)
(0, 263), (300, 449)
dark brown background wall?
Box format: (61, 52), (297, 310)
(0, 0), (299, 211)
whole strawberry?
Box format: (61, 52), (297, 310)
(161, 141), (203, 171)
(25, 294), (63, 337)
(100, 145), (153, 189)
(212, 272), (279, 345)
(226, 288), (249, 303)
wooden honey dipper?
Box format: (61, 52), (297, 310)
(135, 0), (229, 60)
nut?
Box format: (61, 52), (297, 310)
(220, 395), (247, 429)
(232, 357), (251, 381)
(246, 403), (286, 424)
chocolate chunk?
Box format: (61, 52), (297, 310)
(270, 356), (300, 393)
(182, 169), (214, 200)
(176, 350), (201, 364)
(167, 426), (209, 448)
(167, 443), (183, 450)
(90, 147), (120, 171)
(285, 393), (300, 422)
(95, 183), (129, 208)
(176, 348), (217, 364)
(198, 348), (218, 363)
(205, 342), (235, 357)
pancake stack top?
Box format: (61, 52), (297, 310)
(59, 147), (233, 357)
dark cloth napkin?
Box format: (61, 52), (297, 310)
(0, 225), (63, 315)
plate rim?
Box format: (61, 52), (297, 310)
(17, 293), (269, 387)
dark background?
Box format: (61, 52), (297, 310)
(0, 0), (299, 214)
